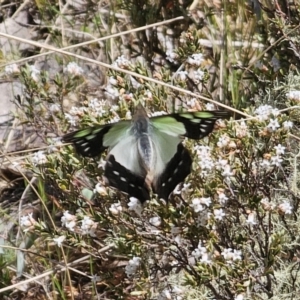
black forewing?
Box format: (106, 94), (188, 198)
(63, 125), (112, 157)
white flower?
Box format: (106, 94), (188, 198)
(5, 63), (20, 74)
(20, 213), (36, 232)
(270, 155), (283, 166)
(232, 249), (242, 261)
(205, 103), (215, 111)
(65, 113), (77, 126)
(246, 212), (256, 225)
(221, 248), (242, 261)
(166, 50), (178, 63)
(221, 248), (233, 260)
(81, 216), (97, 236)
(32, 151), (47, 166)
(149, 216), (161, 227)
(200, 252), (212, 264)
(177, 71), (188, 81)
(61, 211), (77, 231)
(235, 294), (244, 300)
(278, 201), (292, 214)
(199, 157), (215, 171)
(196, 213), (209, 227)
(49, 103), (61, 113)
(69, 106), (86, 116)
(274, 144), (285, 155)
(260, 159), (270, 169)
(105, 85), (119, 99)
(191, 198), (205, 213)
(214, 208), (225, 220)
(283, 120), (293, 130)
(222, 165), (233, 177)
(125, 257), (141, 277)
(158, 286), (183, 300)
(191, 241), (207, 258)
(195, 145), (211, 155)
(217, 134), (230, 148)
(215, 158), (229, 170)
(218, 192), (228, 204)
(193, 68), (205, 82)
(187, 53), (204, 66)
(200, 197), (211, 206)
(286, 90), (300, 100)
(64, 62), (83, 75)
(109, 116), (121, 123)
(112, 55), (130, 68)
(267, 118), (280, 131)
(186, 98), (197, 108)
(235, 120), (249, 138)
(53, 236), (66, 248)
(94, 183), (107, 195)
(109, 202), (123, 215)
(29, 65), (40, 82)
(254, 105), (274, 121)
(128, 197), (143, 215)
(109, 76), (118, 85)
(110, 105), (119, 112)
(88, 98), (107, 117)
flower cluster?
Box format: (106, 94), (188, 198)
(190, 197), (211, 213)
(254, 105), (279, 121)
(61, 211), (98, 236)
(109, 201), (123, 215)
(221, 248), (242, 264)
(20, 213), (37, 232)
(191, 241), (212, 265)
(64, 62), (83, 76)
(32, 151), (47, 166)
(125, 257), (141, 278)
(286, 90), (300, 101)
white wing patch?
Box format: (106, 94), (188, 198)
(108, 130), (144, 177)
(150, 126), (181, 180)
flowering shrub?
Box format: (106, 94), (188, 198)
(2, 1), (300, 298)
(4, 56), (297, 299)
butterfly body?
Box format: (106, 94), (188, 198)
(63, 104), (229, 202)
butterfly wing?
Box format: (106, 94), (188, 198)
(104, 155), (150, 201)
(150, 110), (229, 200)
(63, 120), (131, 157)
(63, 120), (151, 201)
(151, 111), (229, 139)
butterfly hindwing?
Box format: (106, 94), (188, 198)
(105, 155), (150, 202)
(153, 143), (192, 200)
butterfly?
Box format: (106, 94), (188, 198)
(63, 104), (230, 202)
